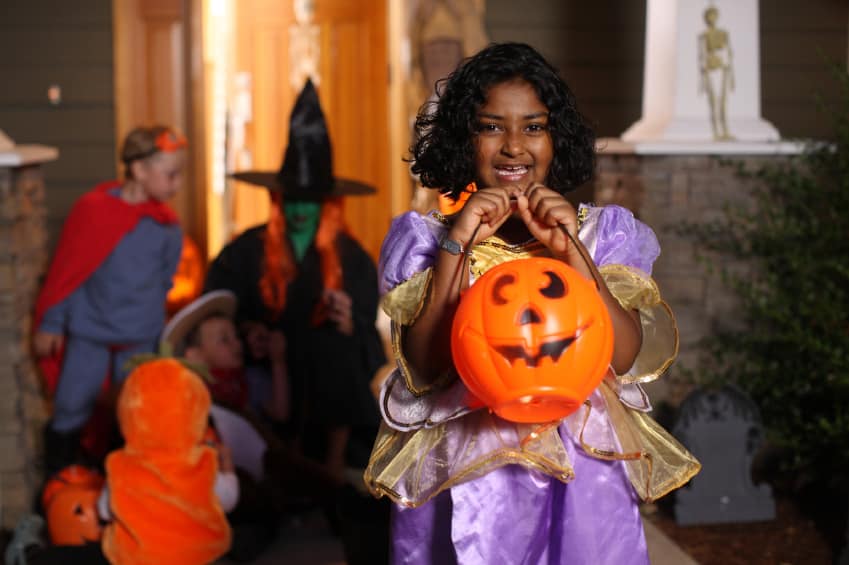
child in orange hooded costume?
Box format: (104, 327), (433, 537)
(101, 358), (232, 565)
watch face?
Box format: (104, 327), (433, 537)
(441, 238), (462, 255)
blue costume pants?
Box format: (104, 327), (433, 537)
(51, 335), (157, 432)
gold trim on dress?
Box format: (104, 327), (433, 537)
(598, 264), (680, 385)
(391, 320), (456, 397)
(381, 370), (467, 426)
(469, 235), (547, 279)
(365, 412), (576, 508)
(380, 268), (433, 326)
(591, 382), (701, 501)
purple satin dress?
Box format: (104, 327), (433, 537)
(380, 206), (660, 565)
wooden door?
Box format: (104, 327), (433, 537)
(112, 0), (207, 255)
(233, 0), (390, 260)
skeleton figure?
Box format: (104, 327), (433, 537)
(699, 5), (735, 140)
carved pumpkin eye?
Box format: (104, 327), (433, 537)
(491, 273), (517, 305)
(539, 270), (566, 299)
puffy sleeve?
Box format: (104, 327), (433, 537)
(378, 211), (447, 325)
(579, 204), (660, 273)
(377, 211), (457, 399)
(579, 205), (678, 386)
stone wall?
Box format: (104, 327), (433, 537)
(0, 164), (50, 529)
(594, 151), (777, 407)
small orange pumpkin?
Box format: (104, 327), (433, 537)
(167, 234), (205, 317)
(41, 465), (105, 546)
(451, 257), (613, 423)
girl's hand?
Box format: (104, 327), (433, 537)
(449, 186), (523, 247)
(515, 184), (579, 260)
(324, 289), (353, 335)
(33, 331), (64, 357)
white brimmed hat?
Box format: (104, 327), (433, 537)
(161, 290), (237, 354)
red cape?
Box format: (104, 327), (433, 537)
(33, 180), (179, 394)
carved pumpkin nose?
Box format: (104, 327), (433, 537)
(518, 306), (544, 325)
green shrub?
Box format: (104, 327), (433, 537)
(685, 67), (849, 490)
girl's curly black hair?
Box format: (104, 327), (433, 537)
(411, 42), (596, 200)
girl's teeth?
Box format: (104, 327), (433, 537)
(496, 166), (528, 180)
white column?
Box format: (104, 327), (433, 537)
(623, 0), (780, 143)
(0, 130), (13, 152)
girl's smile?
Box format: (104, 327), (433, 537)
(474, 78), (553, 190)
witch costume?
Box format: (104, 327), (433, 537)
(365, 206), (700, 564)
(204, 80), (385, 464)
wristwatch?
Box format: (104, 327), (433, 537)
(439, 237), (466, 256)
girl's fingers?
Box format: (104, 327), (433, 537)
(471, 189), (512, 225)
(517, 184), (577, 256)
(514, 193), (535, 227)
(525, 184), (577, 229)
(451, 186), (523, 244)
(476, 188), (511, 213)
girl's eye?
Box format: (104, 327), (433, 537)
(526, 123), (549, 134)
(476, 122), (502, 134)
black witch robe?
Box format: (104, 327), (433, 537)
(204, 226), (384, 465)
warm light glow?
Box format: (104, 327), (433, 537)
(203, 0), (234, 258)
(389, 0), (409, 217)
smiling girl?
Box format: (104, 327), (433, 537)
(366, 43), (699, 564)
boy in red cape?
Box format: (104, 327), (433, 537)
(33, 126), (185, 473)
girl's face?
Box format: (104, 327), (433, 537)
(473, 79), (553, 190)
(137, 149), (186, 202)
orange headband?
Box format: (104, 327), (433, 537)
(123, 129), (188, 163)
(155, 129), (188, 153)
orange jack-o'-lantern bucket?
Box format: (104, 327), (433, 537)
(41, 465), (106, 546)
(451, 257), (613, 423)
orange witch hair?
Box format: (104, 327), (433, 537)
(311, 197), (347, 324)
(259, 192), (296, 318)
(314, 197), (345, 291)
(259, 194), (348, 323)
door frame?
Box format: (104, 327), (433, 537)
(112, 0), (209, 257)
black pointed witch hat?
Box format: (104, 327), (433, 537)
(230, 79), (376, 199)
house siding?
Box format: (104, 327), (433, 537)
(0, 0), (116, 252)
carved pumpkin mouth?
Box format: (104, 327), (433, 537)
(493, 335), (577, 368)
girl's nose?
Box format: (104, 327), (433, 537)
(501, 131), (524, 157)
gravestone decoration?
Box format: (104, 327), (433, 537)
(672, 385), (776, 525)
